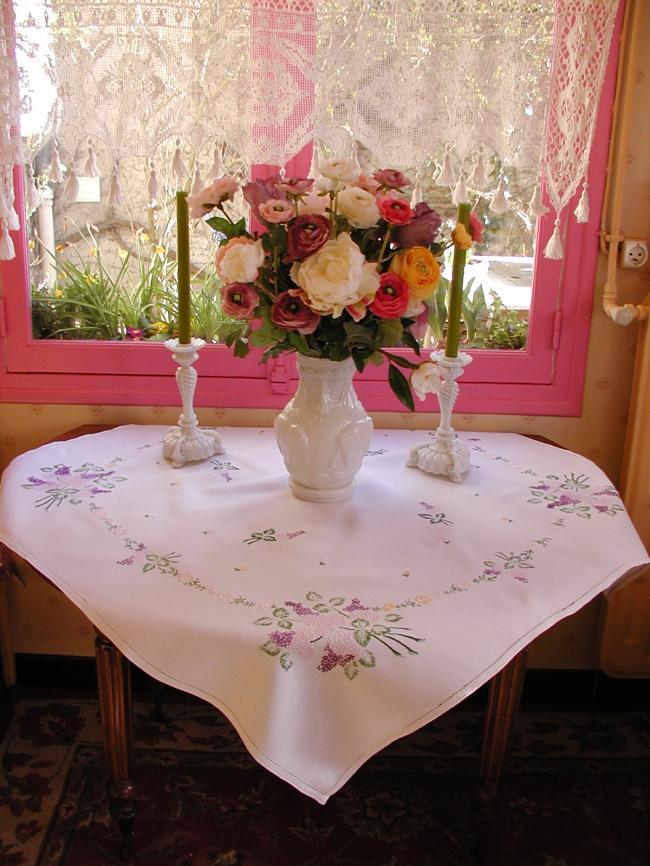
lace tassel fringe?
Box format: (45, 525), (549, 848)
(452, 175), (468, 206)
(26, 166), (41, 209)
(191, 166), (204, 196)
(574, 184), (589, 223)
(50, 142), (64, 183)
(491, 178), (509, 215)
(84, 140), (100, 177)
(544, 217), (564, 260)
(469, 153), (489, 189)
(147, 164), (159, 207)
(410, 179), (422, 208)
(437, 149), (457, 187)
(528, 183), (548, 218)
(0, 220), (15, 260)
(63, 170), (79, 203)
(108, 168), (123, 207)
(172, 140), (188, 183)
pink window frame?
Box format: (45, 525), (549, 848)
(0, 3), (623, 415)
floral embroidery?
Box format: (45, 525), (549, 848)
(243, 529), (277, 545)
(527, 475), (624, 519)
(22, 461), (127, 509)
(254, 592), (425, 678)
(417, 501), (454, 526)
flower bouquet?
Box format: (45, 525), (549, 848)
(187, 158), (481, 497)
(188, 158), (471, 410)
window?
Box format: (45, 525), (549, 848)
(0, 1), (623, 414)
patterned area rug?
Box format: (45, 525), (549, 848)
(0, 699), (648, 866)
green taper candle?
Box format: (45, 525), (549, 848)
(445, 202), (471, 358)
(176, 190), (191, 345)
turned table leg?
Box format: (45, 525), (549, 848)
(95, 631), (136, 859)
(475, 649), (528, 861)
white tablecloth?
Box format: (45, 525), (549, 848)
(0, 426), (647, 802)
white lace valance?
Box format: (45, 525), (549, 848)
(0, 0), (620, 261)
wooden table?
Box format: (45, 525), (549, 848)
(0, 425), (529, 860)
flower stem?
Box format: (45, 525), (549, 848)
(375, 225), (392, 270)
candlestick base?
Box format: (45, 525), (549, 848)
(407, 350), (472, 483)
(163, 338), (224, 468)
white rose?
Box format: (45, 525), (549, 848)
(215, 237), (265, 284)
(337, 186), (380, 229)
(317, 157), (360, 191)
(410, 361), (443, 401)
(290, 233), (379, 318)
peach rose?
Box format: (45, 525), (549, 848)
(215, 237), (265, 284)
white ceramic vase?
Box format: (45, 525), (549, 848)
(274, 355), (373, 502)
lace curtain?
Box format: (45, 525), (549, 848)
(0, 0), (620, 261)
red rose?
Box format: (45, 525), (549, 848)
(271, 291), (321, 335)
(468, 212), (484, 243)
(373, 168), (411, 189)
(369, 272), (410, 319)
(221, 283), (260, 320)
(286, 215), (331, 260)
(377, 196), (413, 226)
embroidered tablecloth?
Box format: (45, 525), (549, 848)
(0, 426), (647, 802)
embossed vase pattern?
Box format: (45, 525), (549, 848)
(274, 356), (373, 502)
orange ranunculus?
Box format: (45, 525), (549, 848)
(390, 246), (441, 300)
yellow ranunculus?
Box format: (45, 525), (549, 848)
(451, 222), (472, 250)
(390, 246), (441, 300)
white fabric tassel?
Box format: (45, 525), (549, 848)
(6, 202), (19, 231)
(191, 166), (204, 196)
(171, 140), (188, 183)
(0, 181), (19, 230)
(50, 142), (64, 183)
(544, 216), (564, 260)
(491, 178), (509, 215)
(469, 153), (490, 190)
(84, 140), (100, 177)
(574, 183), (590, 223)
(452, 174), (468, 206)
(63, 170), (79, 203)
(0, 221), (15, 260)
(410, 179), (422, 208)
(211, 144), (225, 179)
(437, 149), (457, 187)
(147, 165), (159, 207)
(528, 183), (548, 218)
(26, 166), (41, 209)
(108, 168), (123, 207)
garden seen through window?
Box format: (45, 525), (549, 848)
(0, 0), (622, 413)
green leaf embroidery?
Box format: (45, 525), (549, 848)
(253, 617), (273, 627)
(261, 640), (281, 657)
(384, 613), (403, 622)
(280, 653), (293, 671)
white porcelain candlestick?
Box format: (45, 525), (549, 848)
(407, 350), (473, 482)
(163, 338), (224, 468)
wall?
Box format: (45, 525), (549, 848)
(2, 8), (650, 671)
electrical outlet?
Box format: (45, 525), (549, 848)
(621, 239), (648, 269)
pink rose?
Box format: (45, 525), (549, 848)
(373, 168), (411, 189)
(369, 272), (410, 319)
(277, 177), (315, 195)
(287, 214), (331, 260)
(187, 176), (238, 218)
(259, 198), (295, 224)
(221, 283), (259, 319)
(377, 195), (413, 226)
(271, 291), (321, 335)
(242, 176), (286, 220)
(353, 172), (382, 195)
(298, 190), (330, 217)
